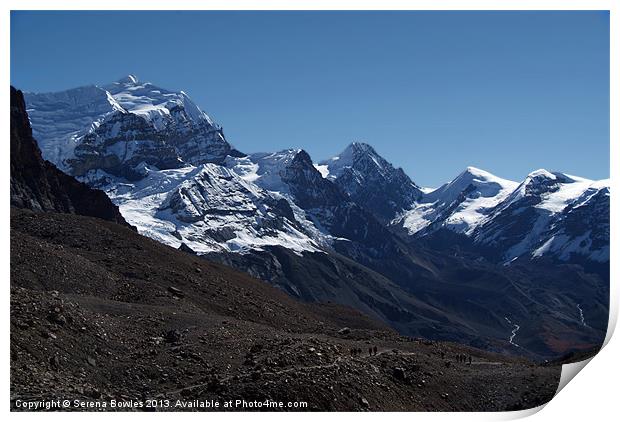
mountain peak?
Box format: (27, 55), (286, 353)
(26, 76), (234, 174)
(320, 142), (422, 221)
(425, 167), (518, 205)
(523, 169), (580, 187)
(321, 142), (386, 179)
(463, 166), (492, 177)
(526, 169), (556, 180)
(116, 74), (139, 85)
(454, 167), (517, 186)
(345, 141), (376, 154)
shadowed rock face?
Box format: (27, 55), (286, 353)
(10, 86), (131, 227)
(320, 142), (423, 223)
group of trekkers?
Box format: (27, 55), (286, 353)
(350, 346), (378, 357)
(348, 345), (472, 365)
(456, 353), (472, 365)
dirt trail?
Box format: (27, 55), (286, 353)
(166, 349), (395, 396)
(165, 348), (503, 397)
(165, 356), (347, 396)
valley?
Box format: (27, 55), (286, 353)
(19, 77), (610, 361)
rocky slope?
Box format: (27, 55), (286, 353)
(10, 86), (129, 226)
(11, 209), (561, 411)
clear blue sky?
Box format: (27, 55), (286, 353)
(11, 11), (609, 187)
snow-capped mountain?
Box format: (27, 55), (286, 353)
(226, 148), (402, 254)
(473, 171), (610, 264)
(25, 75), (235, 179)
(320, 142), (423, 222)
(396, 166), (519, 235)
(157, 164), (320, 254)
(25, 77), (609, 267)
(25, 76), (325, 255)
(80, 161), (327, 255)
(531, 185), (609, 263)
(395, 166), (610, 265)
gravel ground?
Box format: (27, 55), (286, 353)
(10, 209), (561, 411)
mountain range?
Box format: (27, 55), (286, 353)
(11, 85), (566, 411)
(22, 76), (610, 360)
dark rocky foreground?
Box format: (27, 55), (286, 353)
(10, 87), (130, 226)
(10, 209), (561, 411)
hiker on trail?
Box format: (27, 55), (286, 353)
(373, 346), (378, 356)
(368, 347), (372, 356)
(468, 356), (472, 365)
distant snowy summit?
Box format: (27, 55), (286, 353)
(395, 166), (517, 234)
(24, 76), (609, 265)
(393, 167), (609, 263)
(25, 75), (235, 179)
(319, 142), (423, 223)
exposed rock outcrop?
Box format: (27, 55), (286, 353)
(10, 86), (131, 227)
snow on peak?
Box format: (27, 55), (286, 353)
(522, 169), (584, 186)
(347, 141), (376, 154)
(26, 76), (232, 171)
(99, 163), (320, 255)
(320, 142), (423, 221)
(343, 141), (381, 160)
(235, 149), (305, 193)
(24, 85), (126, 169)
(399, 167), (518, 235)
(527, 169), (556, 179)
(226, 149), (310, 195)
(534, 175), (605, 214)
(321, 141), (388, 180)
(425, 167), (517, 204)
(102, 78), (213, 129)
(116, 74), (139, 85)
(462, 166), (498, 179)
(505, 169), (587, 210)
